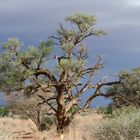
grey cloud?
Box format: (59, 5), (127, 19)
(0, 0), (139, 27)
(0, 0), (140, 53)
(1, 0), (139, 32)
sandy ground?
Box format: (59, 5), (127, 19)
(0, 111), (102, 140)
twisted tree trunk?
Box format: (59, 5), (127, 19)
(56, 87), (71, 134)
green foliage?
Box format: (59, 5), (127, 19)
(68, 105), (80, 114)
(3, 38), (22, 52)
(92, 106), (140, 140)
(106, 67), (140, 107)
(66, 13), (106, 36)
(57, 58), (77, 73)
(0, 38), (54, 93)
(0, 107), (9, 117)
(66, 13), (96, 31)
(41, 115), (57, 131)
(97, 106), (113, 115)
(39, 40), (53, 55)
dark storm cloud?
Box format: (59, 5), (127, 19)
(0, 0), (140, 63)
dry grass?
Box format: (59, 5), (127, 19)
(0, 110), (102, 140)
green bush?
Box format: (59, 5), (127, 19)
(97, 106), (113, 115)
(0, 107), (9, 117)
(92, 106), (140, 140)
(39, 115), (57, 131)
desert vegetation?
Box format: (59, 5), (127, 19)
(92, 106), (140, 140)
(0, 13), (140, 140)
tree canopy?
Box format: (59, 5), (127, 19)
(0, 13), (120, 133)
(106, 68), (140, 107)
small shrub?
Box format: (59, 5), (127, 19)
(97, 106), (113, 115)
(0, 107), (9, 117)
(36, 115), (57, 131)
(92, 106), (140, 140)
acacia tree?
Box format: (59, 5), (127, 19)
(106, 68), (140, 108)
(0, 13), (120, 133)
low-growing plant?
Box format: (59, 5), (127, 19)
(0, 106), (9, 117)
(40, 115), (57, 131)
(91, 106), (140, 140)
(97, 106), (113, 115)
(6, 93), (55, 131)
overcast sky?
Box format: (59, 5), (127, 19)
(0, 0), (140, 106)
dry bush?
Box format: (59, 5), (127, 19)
(91, 106), (140, 140)
(6, 92), (56, 131)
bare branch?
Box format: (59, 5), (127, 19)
(37, 95), (57, 113)
(37, 54), (45, 70)
(83, 80), (121, 109)
(35, 69), (57, 84)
